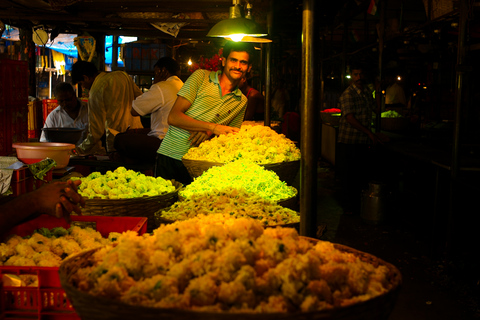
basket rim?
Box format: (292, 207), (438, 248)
(181, 158), (301, 166)
(59, 239), (401, 319)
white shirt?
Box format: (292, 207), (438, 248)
(77, 71), (143, 154)
(132, 75), (184, 139)
(385, 82), (406, 106)
(39, 99), (89, 145)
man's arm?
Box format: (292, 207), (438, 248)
(168, 96), (239, 136)
(0, 180), (85, 236)
(76, 91), (107, 154)
(345, 113), (382, 145)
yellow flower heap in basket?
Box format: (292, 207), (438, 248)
(179, 159), (296, 202)
(157, 187), (300, 227)
(184, 125), (300, 164)
(60, 215), (400, 315)
(73, 167), (176, 199)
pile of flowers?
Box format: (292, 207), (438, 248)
(179, 159), (296, 202)
(183, 125), (301, 164)
(0, 226), (120, 267)
(381, 110), (403, 118)
(158, 187), (300, 226)
(188, 48), (223, 73)
(320, 108), (341, 114)
(72, 167), (176, 199)
(67, 215), (393, 313)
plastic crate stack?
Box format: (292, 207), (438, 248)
(0, 215), (148, 319)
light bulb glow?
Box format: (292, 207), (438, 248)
(229, 34), (246, 42)
(187, 59), (192, 66)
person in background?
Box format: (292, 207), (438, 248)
(384, 70), (406, 112)
(271, 78), (290, 120)
(337, 63), (382, 215)
(240, 75), (264, 121)
(0, 180), (85, 237)
(156, 41), (255, 185)
(113, 57), (184, 165)
(40, 82), (88, 145)
(71, 61), (143, 156)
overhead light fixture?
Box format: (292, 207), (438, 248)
(207, 0), (271, 43)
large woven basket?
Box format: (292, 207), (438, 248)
(81, 180), (183, 233)
(381, 118), (408, 131)
(177, 186), (298, 210)
(59, 239), (401, 320)
(182, 159), (300, 185)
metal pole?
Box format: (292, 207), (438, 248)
(264, 6), (273, 127)
(299, 0), (317, 237)
(448, 0), (468, 256)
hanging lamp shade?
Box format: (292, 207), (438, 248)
(207, 1), (269, 42)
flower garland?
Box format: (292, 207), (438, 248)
(188, 48), (223, 73)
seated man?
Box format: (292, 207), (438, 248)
(40, 82), (88, 145)
(113, 57), (184, 165)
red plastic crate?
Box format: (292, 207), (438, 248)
(9, 166), (53, 197)
(0, 215), (147, 320)
(42, 100), (58, 124)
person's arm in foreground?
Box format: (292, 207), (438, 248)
(0, 180), (85, 236)
(168, 96), (239, 146)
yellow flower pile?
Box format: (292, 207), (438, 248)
(183, 125), (301, 164)
(0, 226), (120, 267)
(68, 215), (392, 313)
(158, 187), (299, 226)
(72, 167), (176, 199)
(179, 159), (296, 202)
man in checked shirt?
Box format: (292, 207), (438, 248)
(337, 63), (383, 215)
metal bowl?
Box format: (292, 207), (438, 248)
(42, 127), (84, 145)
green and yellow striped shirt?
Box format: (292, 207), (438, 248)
(158, 69), (247, 160)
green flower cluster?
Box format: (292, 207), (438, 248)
(72, 167), (176, 199)
(381, 110), (403, 118)
(179, 159), (296, 202)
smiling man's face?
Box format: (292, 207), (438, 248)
(222, 50), (251, 84)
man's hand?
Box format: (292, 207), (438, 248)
(212, 124), (240, 136)
(36, 180), (85, 223)
(188, 131), (212, 146)
(368, 132), (384, 146)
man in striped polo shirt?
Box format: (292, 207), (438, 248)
(155, 41), (255, 185)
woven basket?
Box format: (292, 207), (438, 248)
(182, 159), (300, 185)
(381, 118), (408, 131)
(81, 180), (183, 233)
(320, 112), (341, 126)
(59, 239), (401, 320)
(177, 186), (297, 210)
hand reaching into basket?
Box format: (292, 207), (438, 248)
(188, 124), (239, 147)
(0, 180), (85, 237)
(36, 180), (85, 223)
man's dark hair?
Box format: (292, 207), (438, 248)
(154, 57), (180, 76)
(222, 41), (255, 65)
(54, 82), (75, 96)
(350, 63), (364, 72)
(71, 61), (98, 85)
